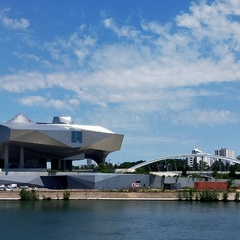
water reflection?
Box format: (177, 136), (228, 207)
(0, 201), (239, 240)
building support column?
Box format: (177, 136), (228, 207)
(58, 159), (62, 170)
(62, 160), (66, 171)
(4, 144), (9, 169)
(20, 147), (24, 168)
(65, 160), (72, 171)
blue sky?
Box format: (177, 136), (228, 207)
(1, 0), (240, 165)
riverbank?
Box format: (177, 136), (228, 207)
(0, 189), (239, 201)
(0, 189), (178, 200)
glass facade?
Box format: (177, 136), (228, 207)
(71, 131), (82, 143)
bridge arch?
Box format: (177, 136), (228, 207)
(127, 153), (240, 172)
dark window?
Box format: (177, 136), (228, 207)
(71, 131), (82, 143)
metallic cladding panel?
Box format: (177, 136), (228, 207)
(0, 173), (148, 190)
(67, 175), (95, 189)
(64, 153), (85, 160)
(9, 129), (32, 140)
(94, 174), (149, 190)
(39, 130), (74, 147)
(10, 129), (68, 147)
(82, 130), (110, 146)
(86, 134), (124, 151)
(82, 130), (123, 151)
(0, 125), (10, 142)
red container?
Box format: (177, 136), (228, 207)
(194, 182), (228, 190)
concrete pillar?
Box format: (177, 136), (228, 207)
(65, 160), (72, 171)
(58, 159), (62, 170)
(20, 147), (24, 168)
(4, 144), (9, 169)
(51, 159), (60, 170)
(62, 160), (66, 171)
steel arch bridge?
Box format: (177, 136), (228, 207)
(127, 153), (240, 172)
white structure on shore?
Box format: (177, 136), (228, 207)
(187, 146), (211, 168)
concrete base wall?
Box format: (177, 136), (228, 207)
(0, 171), (237, 190)
(0, 172), (149, 190)
(0, 189), (238, 201)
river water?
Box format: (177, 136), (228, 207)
(0, 200), (239, 240)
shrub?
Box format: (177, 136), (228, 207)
(195, 192), (199, 201)
(47, 169), (57, 175)
(19, 189), (29, 200)
(20, 189), (39, 200)
(177, 189), (195, 201)
(211, 190), (220, 201)
(181, 189), (189, 200)
(188, 188), (195, 201)
(199, 190), (219, 202)
(63, 190), (71, 200)
(234, 192), (239, 202)
(222, 191), (228, 202)
(177, 191), (182, 201)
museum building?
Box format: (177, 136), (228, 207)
(0, 113), (124, 170)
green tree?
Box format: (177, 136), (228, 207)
(119, 160), (145, 168)
(229, 165), (236, 178)
(135, 167), (149, 174)
(193, 158), (199, 171)
(97, 163), (115, 173)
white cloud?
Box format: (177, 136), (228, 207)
(103, 18), (139, 38)
(141, 20), (170, 35)
(14, 52), (41, 62)
(43, 32), (96, 68)
(0, 72), (50, 92)
(19, 95), (80, 110)
(0, 8), (30, 30)
(176, 0), (240, 43)
(1, 0), (240, 128)
(170, 109), (238, 126)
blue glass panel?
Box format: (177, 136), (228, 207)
(71, 131), (82, 143)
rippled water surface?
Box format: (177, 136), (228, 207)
(0, 200), (239, 240)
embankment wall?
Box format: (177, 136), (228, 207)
(0, 189), (238, 201)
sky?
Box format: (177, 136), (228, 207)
(1, 0), (240, 165)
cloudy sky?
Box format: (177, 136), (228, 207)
(0, 0), (240, 164)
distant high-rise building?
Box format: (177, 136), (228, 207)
(214, 148), (235, 158)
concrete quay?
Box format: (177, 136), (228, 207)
(0, 189), (178, 200)
(0, 189), (238, 201)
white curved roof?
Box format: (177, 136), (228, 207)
(2, 113), (114, 134)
